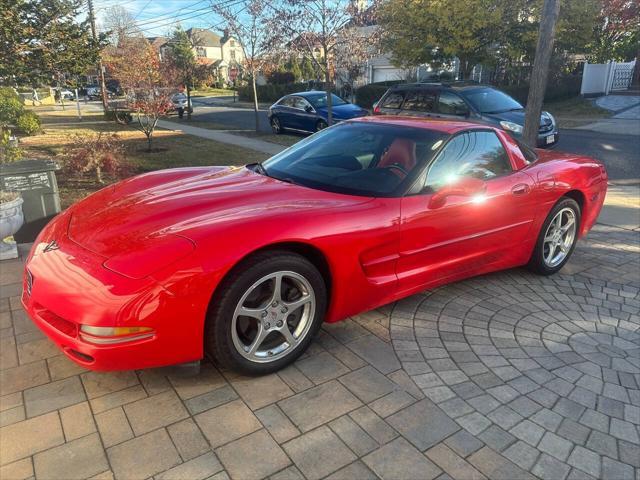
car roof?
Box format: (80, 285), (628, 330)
(350, 115), (494, 134)
(288, 91), (327, 98)
(389, 82), (491, 92)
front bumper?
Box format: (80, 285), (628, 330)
(536, 129), (559, 148)
(21, 213), (205, 371)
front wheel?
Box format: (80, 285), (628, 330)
(205, 251), (327, 374)
(528, 197), (580, 275)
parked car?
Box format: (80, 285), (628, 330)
(374, 83), (559, 147)
(86, 86), (117, 100)
(170, 92), (190, 118)
(268, 91), (368, 134)
(58, 88), (75, 101)
(21, 117), (607, 374)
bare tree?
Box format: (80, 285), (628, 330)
(276, 0), (376, 125)
(102, 5), (141, 46)
(212, 0), (279, 132)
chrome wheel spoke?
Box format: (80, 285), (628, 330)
(283, 294), (312, 312)
(545, 243), (557, 264)
(247, 326), (268, 356)
(280, 325), (297, 346)
(238, 306), (264, 320)
(561, 218), (575, 233)
(270, 273), (284, 305)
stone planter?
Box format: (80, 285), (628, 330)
(0, 195), (24, 260)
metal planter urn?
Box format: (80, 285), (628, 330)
(0, 193), (24, 260)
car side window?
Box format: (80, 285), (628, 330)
(403, 90), (436, 112)
(425, 131), (512, 190)
(297, 98), (313, 111)
(381, 92), (404, 109)
(438, 92), (469, 116)
(279, 97), (294, 107)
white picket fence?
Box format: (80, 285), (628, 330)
(581, 60), (636, 96)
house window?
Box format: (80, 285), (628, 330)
(230, 50), (236, 60)
(196, 47), (206, 57)
(230, 40), (235, 47)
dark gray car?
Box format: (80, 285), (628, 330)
(373, 83), (558, 148)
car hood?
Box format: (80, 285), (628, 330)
(317, 103), (368, 120)
(484, 109), (553, 128)
(67, 166), (372, 258)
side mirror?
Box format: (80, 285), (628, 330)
(305, 105), (314, 113)
(428, 177), (486, 209)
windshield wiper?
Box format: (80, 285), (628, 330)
(483, 107), (523, 114)
(248, 162), (269, 176)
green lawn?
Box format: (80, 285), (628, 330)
(191, 88), (236, 97)
(20, 109), (268, 208)
(544, 97), (611, 128)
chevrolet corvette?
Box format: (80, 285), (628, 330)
(22, 117), (608, 374)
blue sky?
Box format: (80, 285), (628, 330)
(93, 0), (227, 38)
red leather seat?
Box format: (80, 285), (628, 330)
(378, 139), (417, 174)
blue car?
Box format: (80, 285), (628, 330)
(268, 91), (369, 134)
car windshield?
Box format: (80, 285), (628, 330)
(262, 122), (447, 197)
(305, 93), (348, 108)
(460, 88), (523, 114)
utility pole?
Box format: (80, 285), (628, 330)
(87, 0), (109, 111)
(523, 0), (560, 147)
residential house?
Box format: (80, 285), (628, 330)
(146, 28), (244, 83)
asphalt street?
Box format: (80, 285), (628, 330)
(558, 129), (639, 183)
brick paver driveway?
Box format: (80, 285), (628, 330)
(1, 224), (638, 480)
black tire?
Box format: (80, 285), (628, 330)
(316, 119), (328, 131)
(528, 197), (581, 276)
(205, 250), (327, 375)
(270, 116), (283, 134)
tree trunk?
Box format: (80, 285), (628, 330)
(252, 73), (260, 132)
(325, 66), (333, 126)
(147, 132), (152, 152)
(186, 83), (192, 120)
(458, 59), (473, 81)
(523, 0), (560, 147)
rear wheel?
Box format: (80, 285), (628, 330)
(205, 251), (327, 374)
(316, 119), (328, 131)
(528, 197), (580, 275)
(270, 117), (282, 134)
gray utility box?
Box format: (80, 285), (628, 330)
(0, 159), (61, 223)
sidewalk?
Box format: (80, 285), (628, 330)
(157, 120), (285, 156)
(600, 184), (640, 231)
(576, 94), (640, 135)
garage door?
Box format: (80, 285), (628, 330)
(372, 67), (405, 83)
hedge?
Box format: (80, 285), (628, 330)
(354, 84), (390, 110)
(499, 75), (582, 104)
(237, 83), (311, 103)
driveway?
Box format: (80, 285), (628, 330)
(1, 219), (638, 479)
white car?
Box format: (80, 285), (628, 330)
(59, 89), (75, 100)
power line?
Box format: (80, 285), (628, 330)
(122, 0), (244, 35)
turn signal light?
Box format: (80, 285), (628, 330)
(79, 325), (155, 345)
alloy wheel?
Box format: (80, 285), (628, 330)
(271, 118), (281, 133)
(542, 207), (577, 268)
(231, 271), (315, 363)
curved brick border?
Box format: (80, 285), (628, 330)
(388, 226), (640, 480)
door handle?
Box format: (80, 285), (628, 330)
(512, 183), (530, 195)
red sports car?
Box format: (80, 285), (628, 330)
(22, 117), (607, 374)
